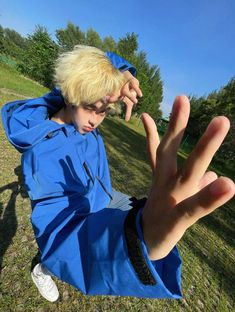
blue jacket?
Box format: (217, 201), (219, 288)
(1, 52), (182, 298)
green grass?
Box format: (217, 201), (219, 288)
(0, 62), (48, 97)
(0, 64), (234, 311)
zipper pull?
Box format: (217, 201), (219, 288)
(83, 162), (94, 184)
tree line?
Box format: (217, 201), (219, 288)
(0, 23), (234, 163)
(0, 23), (163, 120)
(186, 79), (235, 162)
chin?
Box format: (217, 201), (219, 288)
(75, 127), (85, 134)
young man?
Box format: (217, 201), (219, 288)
(2, 45), (234, 302)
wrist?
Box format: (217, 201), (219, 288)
(122, 70), (134, 80)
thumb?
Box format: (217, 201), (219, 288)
(141, 113), (160, 173)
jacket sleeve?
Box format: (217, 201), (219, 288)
(41, 202), (182, 298)
(105, 51), (137, 77)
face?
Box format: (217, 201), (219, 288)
(65, 91), (122, 134)
(70, 101), (108, 134)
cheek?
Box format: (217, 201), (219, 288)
(98, 115), (106, 125)
(73, 111), (87, 124)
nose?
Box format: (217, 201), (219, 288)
(88, 111), (98, 127)
(89, 119), (95, 127)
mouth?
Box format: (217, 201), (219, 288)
(83, 126), (94, 132)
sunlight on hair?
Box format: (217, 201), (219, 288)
(54, 45), (127, 107)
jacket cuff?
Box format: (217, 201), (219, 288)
(124, 203), (182, 298)
(105, 51), (137, 77)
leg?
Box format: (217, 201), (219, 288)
(107, 189), (133, 211)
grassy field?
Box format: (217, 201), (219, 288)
(0, 62), (234, 312)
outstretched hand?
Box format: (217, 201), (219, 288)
(141, 95), (235, 260)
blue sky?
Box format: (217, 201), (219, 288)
(1, 0), (235, 117)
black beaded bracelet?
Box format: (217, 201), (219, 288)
(124, 198), (157, 285)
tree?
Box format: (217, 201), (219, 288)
(102, 36), (117, 53)
(117, 32), (138, 60)
(56, 22), (85, 51)
(4, 28), (28, 49)
(0, 25), (27, 60)
(0, 25), (4, 53)
(85, 28), (103, 49)
(130, 51), (163, 120)
(216, 78), (235, 160)
(187, 78), (235, 162)
(18, 26), (59, 88)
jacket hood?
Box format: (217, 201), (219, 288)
(1, 88), (66, 153)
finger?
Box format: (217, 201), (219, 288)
(176, 177), (235, 228)
(198, 171), (217, 189)
(181, 116), (230, 183)
(130, 79), (143, 97)
(123, 97), (134, 121)
(108, 94), (118, 103)
(141, 113), (160, 172)
(130, 89), (138, 100)
(122, 72), (143, 97)
(122, 84), (138, 103)
(157, 95), (190, 178)
(142, 177), (234, 260)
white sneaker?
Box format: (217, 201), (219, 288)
(31, 263), (59, 302)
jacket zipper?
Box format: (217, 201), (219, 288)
(83, 162), (113, 201)
(83, 162), (94, 184)
(96, 175), (113, 201)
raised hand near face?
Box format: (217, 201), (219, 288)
(121, 71), (143, 121)
(107, 70), (142, 121)
(141, 95), (235, 260)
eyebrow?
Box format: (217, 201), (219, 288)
(84, 103), (110, 113)
(86, 103), (97, 109)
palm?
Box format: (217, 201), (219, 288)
(141, 96), (235, 260)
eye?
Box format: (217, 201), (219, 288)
(86, 106), (93, 110)
(83, 104), (94, 111)
(99, 110), (106, 116)
(99, 108), (110, 116)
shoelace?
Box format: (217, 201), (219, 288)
(35, 272), (55, 290)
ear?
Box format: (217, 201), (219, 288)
(64, 99), (76, 110)
(64, 98), (70, 106)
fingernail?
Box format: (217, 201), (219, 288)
(209, 180), (231, 196)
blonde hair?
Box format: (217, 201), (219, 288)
(54, 45), (126, 106)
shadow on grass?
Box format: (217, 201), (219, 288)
(101, 118), (147, 163)
(0, 166), (28, 275)
(200, 203), (235, 249)
(100, 118), (151, 197)
(183, 221), (235, 301)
